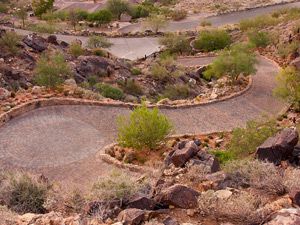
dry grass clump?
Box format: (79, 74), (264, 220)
(198, 190), (264, 225)
(91, 170), (149, 201)
(223, 160), (286, 195)
(185, 164), (211, 183)
(283, 168), (300, 192)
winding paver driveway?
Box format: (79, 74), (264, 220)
(0, 56), (287, 187)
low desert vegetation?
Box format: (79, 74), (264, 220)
(247, 30), (271, 48)
(117, 104), (173, 150)
(87, 36), (112, 49)
(0, 172), (50, 214)
(162, 84), (190, 100)
(159, 33), (191, 54)
(277, 40), (299, 59)
(34, 52), (72, 88)
(170, 9), (187, 21)
(274, 66), (300, 111)
(150, 56), (184, 80)
(118, 79), (143, 96)
(203, 43), (257, 81)
(194, 29), (231, 52)
(143, 14), (168, 33)
(27, 22), (59, 34)
(94, 83), (124, 100)
(32, 0), (54, 16)
(69, 42), (85, 57)
(0, 31), (21, 55)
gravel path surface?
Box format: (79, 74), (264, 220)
(0, 56), (287, 187)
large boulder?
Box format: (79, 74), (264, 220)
(117, 208), (146, 225)
(266, 208), (300, 225)
(23, 34), (48, 52)
(154, 184), (199, 209)
(127, 196), (157, 210)
(165, 141), (200, 167)
(256, 128), (299, 165)
(75, 55), (114, 82)
(191, 151), (220, 173)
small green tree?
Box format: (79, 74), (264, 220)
(203, 43), (257, 81)
(88, 9), (113, 25)
(194, 29), (231, 52)
(34, 52), (72, 88)
(159, 33), (191, 54)
(69, 42), (84, 57)
(87, 35), (112, 49)
(143, 14), (168, 33)
(32, 0), (54, 16)
(107, 0), (130, 19)
(0, 31), (21, 55)
(117, 104), (173, 150)
(274, 66), (300, 110)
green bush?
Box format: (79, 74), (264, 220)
(41, 11), (69, 21)
(0, 3), (8, 13)
(203, 43), (257, 81)
(117, 104), (173, 150)
(92, 48), (107, 57)
(88, 9), (113, 25)
(150, 57), (184, 80)
(69, 42), (84, 57)
(194, 29), (231, 52)
(131, 67), (142, 75)
(247, 30), (270, 48)
(227, 119), (277, 159)
(32, 0), (54, 16)
(119, 79), (143, 96)
(0, 172), (49, 214)
(143, 14), (168, 33)
(210, 150), (235, 165)
(34, 53), (72, 88)
(130, 4), (149, 19)
(200, 20), (212, 27)
(274, 66), (300, 110)
(159, 33), (191, 54)
(27, 23), (58, 34)
(0, 31), (20, 55)
(94, 83), (124, 100)
(107, 0), (130, 19)
(87, 35), (112, 49)
(163, 84), (190, 100)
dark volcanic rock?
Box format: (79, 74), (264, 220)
(118, 208), (146, 225)
(23, 34), (48, 52)
(127, 196), (157, 210)
(154, 184), (199, 209)
(256, 128), (299, 165)
(47, 35), (59, 45)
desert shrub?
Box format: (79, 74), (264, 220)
(194, 29), (231, 52)
(117, 104), (173, 150)
(34, 53), (72, 88)
(223, 160), (286, 195)
(0, 31), (20, 55)
(91, 170), (146, 201)
(27, 23), (58, 34)
(143, 14), (168, 33)
(107, 0), (130, 19)
(94, 83), (124, 100)
(92, 48), (107, 57)
(200, 20), (212, 27)
(130, 4), (149, 19)
(119, 79), (143, 96)
(210, 150), (235, 165)
(131, 67), (141, 75)
(88, 9), (113, 25)
(0, 172), (49, 214)
(198, 190), (264, 225)
(247, 30), (270, 48)
(203, 43), (257, 81)
(32, 0), (54, 16)
(185, 164), (211, 183)
(162, 84), (190, 100)
(240, 15), (278, 31)
(227, 118), (277, 159)
(150, 57), (184, 80)
(170, 9), (187, 21)
(64, 189), (86, 214)
(69, 42), (84, 57)
(0, 3), (8, 13)
(159, 33), (191, 54)
(274, 66), (300, 110)
(277, 40), (299, 58)
(41, 11), (69, 21)
(87, 35), (112, 49)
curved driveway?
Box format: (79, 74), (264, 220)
(0, 56), (286, 187)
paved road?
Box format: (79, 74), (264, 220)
(119, 1), (300, 33)
(0, 56), (286, 187)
